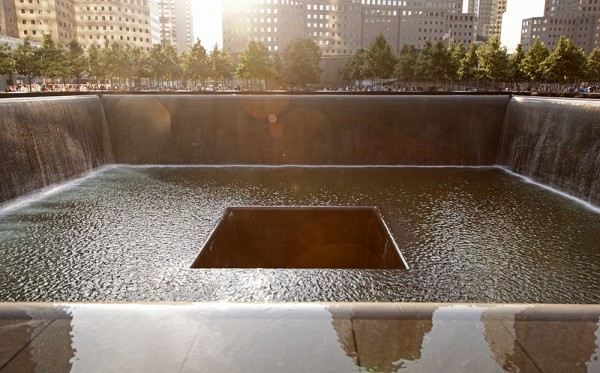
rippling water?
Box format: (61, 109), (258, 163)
(0, 166), (598, 303)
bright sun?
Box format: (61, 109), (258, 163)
(192, 0), (223, 49)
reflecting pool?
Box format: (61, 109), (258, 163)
(0, 166), (599, 303)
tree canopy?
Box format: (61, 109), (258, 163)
(283, 37), (322, 88)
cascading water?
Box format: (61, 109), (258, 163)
(0, 96), (113, 203)
(498, 97), (600, 206)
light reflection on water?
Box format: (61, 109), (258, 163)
(6, 303), (600, 372)
(0, 166), (599, 303)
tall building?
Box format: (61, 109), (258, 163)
(467, 0), (506, 42)
(12, 0), (78, 46)
(521, 0), (600, 54)
(0, 0), (18, 38)
(158, 0), (193, 53)
(223, 0), (474, 59)
(75, 0), (160, 51)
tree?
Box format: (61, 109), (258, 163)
(520, 39), (550, 85)
(66, 39), (88, 85)
(477, 36), (510, 90)
(130, 46), (150, 88)
(0, 44), (15, 77)
(447, 40), (466, 83)
(340, 48), (367, 83)
(36, 34), (69, 85)
(283, 37), (322, 89)
(210, 44), (234, 87)
(13, 39), (38, 90)
(458, 43), (480, 84)
(509, 43), (527, 84)
(186, 38), (211, 86)
(416, 40), (451, 85)
(147, 42), (180, 86)
(394, 44), (418, 85)
(88, 44), (107, 85)
(585, 47), (600, 82)
(542, 36), (586, 84)
(364, 33), (397, 84)
(236, 41), (273, 90)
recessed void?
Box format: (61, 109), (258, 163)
(191, 207), (408, 269)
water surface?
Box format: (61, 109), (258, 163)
(0, 166), (598, 303)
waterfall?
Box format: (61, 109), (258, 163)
(0, 96), (113, 203)
(498, 97), (600, 206)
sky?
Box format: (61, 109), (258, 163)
(192, 0), (545, 52)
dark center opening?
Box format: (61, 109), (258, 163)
(191, 206), (408, 269)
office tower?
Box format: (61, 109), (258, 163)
(521, 0), (600, 54)
(468, 0), (506, 41)
(158, 0), (194, 53)
(75, 0), (160, 50)
(0, 0), (18, 37)
(223, 0), (474, 58)
(13, 0), (77, 46)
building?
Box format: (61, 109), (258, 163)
(75, 0), (160, 51)
(0, 0), (18, 37)
(521, 0), (600, 54)
(0, 0), (161, 50)
(467, 0), (506, 42)
(11, 0), (78, 46)
(158, 0), (193, 53)
(223, 0), (474, 59)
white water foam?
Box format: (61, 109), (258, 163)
(0, 165), (117, 216)
(498, 166), (600, 214)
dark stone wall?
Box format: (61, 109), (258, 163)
(102, 95), (509, 166)
(2, 94), (598, 207)
(0, 96), (113, 204)
(498, 97), (600, 206)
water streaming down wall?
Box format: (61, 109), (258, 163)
(0, 94), (599, 208)
(498, 97), (600, 206)
(102, 95), (508, 165)
(0, 96), (113, 204)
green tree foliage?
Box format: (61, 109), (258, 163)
(458, 43), (480, 82)
(364, 33), (397, 84)
(13, 39), (38, 89)
(271, 53), (285, 86)
(394, 44), (418, 83)
(447, 40), (466, 82)
(148, 42), (180, 86)
(509, 44), (527, 83)
(66, 39), (88, 84)
(542, 36), (586, 83)
(340, 48), (367, 82)
(87, 44), (107, 84)
(210, 44), (234, 86)
(236, 41), (273, 89)
(521, 39), (550, 83)
(585, 47), (600, 82)
(477, 36), (510, 88)
(416, 40), (451, 83)
(283, 37), (322, 88)
(0, 44), (15, 76)
(36, 34), (69, 84)
(186, 39), (211, 85)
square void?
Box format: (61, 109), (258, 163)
(191, 207), (408, 269)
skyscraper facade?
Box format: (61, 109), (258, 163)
(0, 0), (18, 38)
(521, 0), (600, 54)
(11, 0), (78, 45)
(467, 0), (506, 41)
(223, 0), (474, 59)
(0, 0), (161, 50)
(158, 0), (193, 53)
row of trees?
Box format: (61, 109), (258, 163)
(0, 34), (323, 90)
(341, 34), (600, 89)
